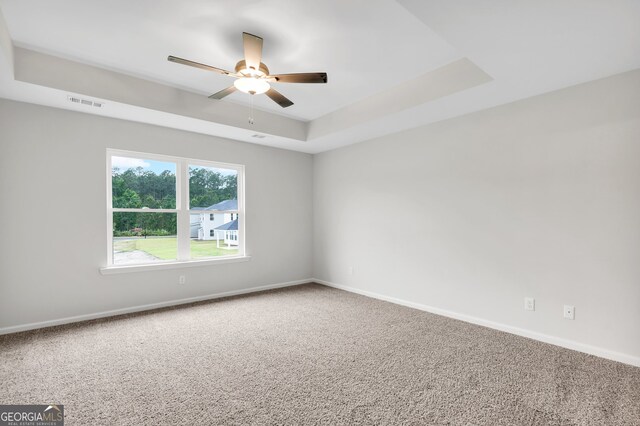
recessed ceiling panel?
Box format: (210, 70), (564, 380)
(0, 0), (462, 120)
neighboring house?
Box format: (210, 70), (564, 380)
(214, 219), (239, 248)
(190, 200), (238, 241)
(189, 207), (204, 238)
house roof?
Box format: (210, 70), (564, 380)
(215, 219), (238, 231)
(204, 199), (237, 211)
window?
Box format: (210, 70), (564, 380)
(107, 149), (244, 267)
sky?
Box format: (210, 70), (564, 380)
(112, 156), (237, 176)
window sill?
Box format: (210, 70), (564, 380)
(100, 255), (251, 275)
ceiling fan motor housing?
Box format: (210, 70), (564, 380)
(235, 60), (270, 77)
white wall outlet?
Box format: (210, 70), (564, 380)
(563, 305), (575, 320)
(524, 297), (535, 311)
(348, 266), (354, 275)
(179, 275), (186, 285)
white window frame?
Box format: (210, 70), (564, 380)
(104, 149), (246, 272)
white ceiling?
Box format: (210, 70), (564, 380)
(0, 0), (639, 153)
(0, 0), (461, 121)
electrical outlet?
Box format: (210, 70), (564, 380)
(524, 297), (535, 311)
(563, 305), (575, 320)
(179, 275), (186, 285)
(348, 266), (354, 275)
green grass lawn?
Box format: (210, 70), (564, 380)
(114, 237), (238, 260)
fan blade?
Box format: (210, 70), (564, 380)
(242, 32), (263, 72)
(209, 86), (237, 100)
(265, 87), (294, 108)
(268, 73), (328, 84)
(168, 55), (235, 76)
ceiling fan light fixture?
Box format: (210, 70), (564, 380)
(169, 32), (327, 108)
(234, 77), (270, 95)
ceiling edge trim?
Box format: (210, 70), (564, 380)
(12, 47), (307, 141)
(0, 7), (13, 77)
(307, 58), (493, 140)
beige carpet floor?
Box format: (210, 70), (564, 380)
(1, 283), (639, 425)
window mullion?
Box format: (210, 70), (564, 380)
(106, 154), (114, 266)
(111, 208), (178, 213)
(176, 160), (190, 261)
(238, 165), (245, 256)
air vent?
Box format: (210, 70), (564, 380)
(67, 95), (104, 108)
(251, 134), (266, 139)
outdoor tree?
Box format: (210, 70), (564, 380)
(111, 166), (237, 235)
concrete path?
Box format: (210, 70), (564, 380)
(114, 250), (161, 265)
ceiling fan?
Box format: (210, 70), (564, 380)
(168, 32), (328, 108)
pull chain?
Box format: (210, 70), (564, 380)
(249, 94), (255, 125)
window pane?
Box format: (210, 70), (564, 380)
(112, 156), (176, 209)
(189, 165), (237, 209)
(113, 212), (177, 265)
(190, 212), (239, 259)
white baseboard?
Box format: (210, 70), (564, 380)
(4, 278), (638, 368)
(0, 279), (312, 335)
(313, 278), (640, 368)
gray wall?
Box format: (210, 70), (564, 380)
(313, 69), (640, 360)
(0, 99), (313, 329)
(2, 68), (639, 363)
